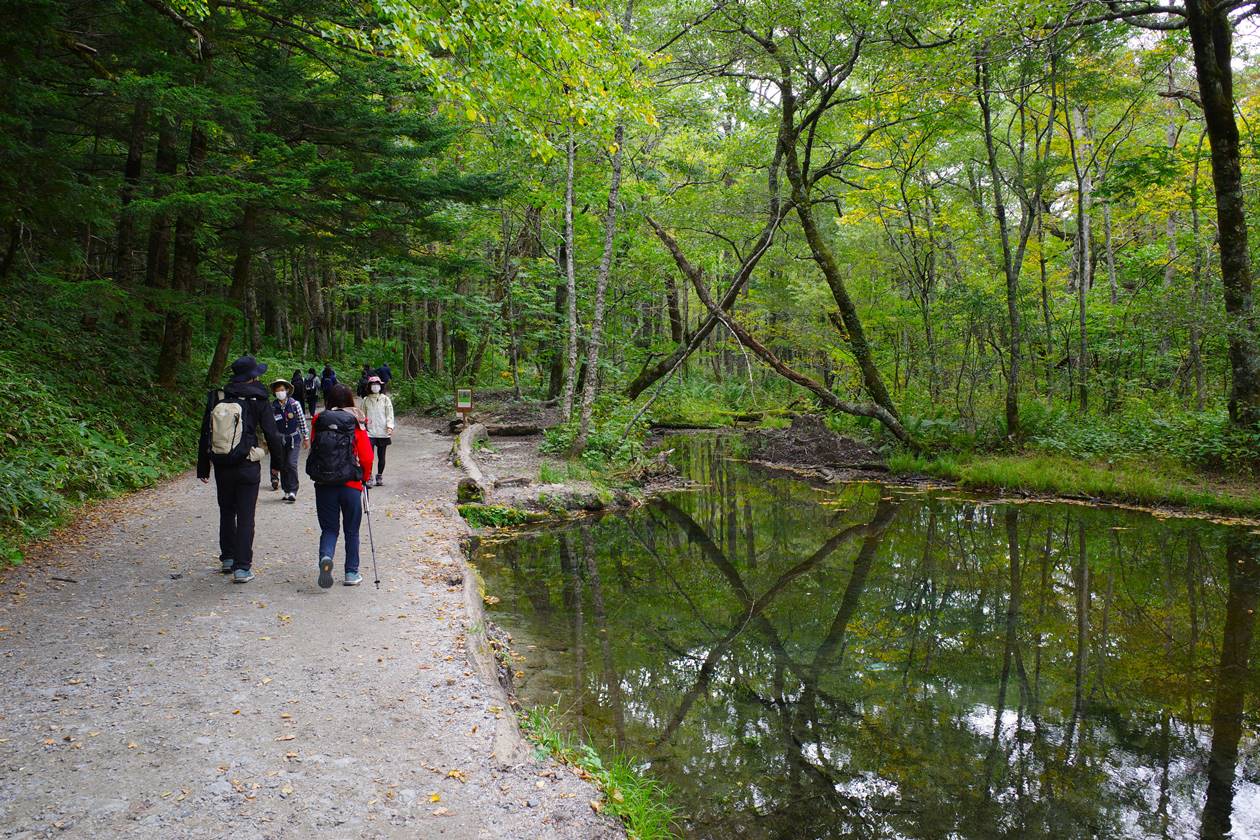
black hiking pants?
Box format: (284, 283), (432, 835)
(371, 437), (389, 478)
(214, 460), (261, 571)
(270, 437), (302, 494)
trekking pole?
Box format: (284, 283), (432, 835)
(363, 483), (381, 589)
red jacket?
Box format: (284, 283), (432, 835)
(310, 411), (374, 490)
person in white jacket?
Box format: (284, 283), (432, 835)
(361, 375), (394, 487)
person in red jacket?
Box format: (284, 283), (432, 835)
(306, 383), (373, 588)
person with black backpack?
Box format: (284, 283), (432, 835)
(197, 356), (285, 584)
(289, 369), (307, 417)
(320, 364), (337, 400)
(303, 367), (320, 416)
(356, 363), (374, 399)
(306, 383), (373, 588)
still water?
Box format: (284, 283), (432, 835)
(472, 435), (1260, 839)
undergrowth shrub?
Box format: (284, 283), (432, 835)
(457, 504), (537, 528)
(543, 397), (648, 468)
(0, 337), (197, 564)
(520, 705), (677, 840)
(1021, 403), (1257, 473)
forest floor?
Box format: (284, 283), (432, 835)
(0, 420), (622, 840)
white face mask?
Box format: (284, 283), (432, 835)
(275, 390), (287, 401)
(370, 384), (381, 394)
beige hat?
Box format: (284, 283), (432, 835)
(269, 379), (293, 392)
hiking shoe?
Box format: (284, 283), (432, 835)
(270, 475), (280, 491)
(344, 572), (363, 586)
(318, 556), (334, 590)
(284, 493), (296, 503)
(220, 558), (234, 574)
(232, 568), (255, 584)
(375, 476), (384, 487)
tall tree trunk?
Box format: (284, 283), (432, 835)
(977, 55), (1023, 437)
(1185, 1), (1260, 428)
(547, 282), (566, 400)
(1189, 131), (1207, 409)
(156, 123), (207, 387)
(648, 217), (914, 446)
(574, 122), (625, 452)
(1163, 66), (1179, 306)
(305, 251), (331, 361)
(1037, 201), (1055, 399)
(1103, 202), (1118, 305)
(207, 204), (260, 384)
(114, 98), (149, 288)
(561, 130), (579, 421)
(663, 271), (683, 343)
(780, 108), (900, 421)
(1072, 104), (1094, 410)
(428, 299), (444, 377)
(143, 115), (178, 339)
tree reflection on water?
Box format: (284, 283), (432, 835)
(477, 435), (1260, 839)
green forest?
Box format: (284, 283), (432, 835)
(3, 0), (1260, 560)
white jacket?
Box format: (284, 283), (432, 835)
(361, 393), (395, 438)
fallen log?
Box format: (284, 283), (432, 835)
(450, 423), (493, 502)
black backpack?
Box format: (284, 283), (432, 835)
(306, 410), (361, 484)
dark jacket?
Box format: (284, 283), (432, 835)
(378, 364), (392, 384)
(271, 396), (309, 441)
(291, 375), (307, 404)
(197, 380), (286, 479)
(320, 368), (337, 396)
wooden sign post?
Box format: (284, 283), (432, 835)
(455, 388), (474, 424)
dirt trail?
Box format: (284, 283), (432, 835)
(0, 422), (620, 839)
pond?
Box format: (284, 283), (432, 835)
(471, 434), (1260, 839)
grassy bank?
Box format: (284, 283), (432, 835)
(888, 451), (1260, 517)
(519, 705), (678, 840)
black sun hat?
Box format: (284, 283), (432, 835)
(229, 355), (268, 382)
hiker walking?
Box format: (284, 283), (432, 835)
(356, 363), (374, 398)
(361, 375), (394, 487)
(197, 356), (285, 584)
(320, 364), (337, 401)
(306, 383), (373, 588)
(289, 369), (307, 417)
(303, 367), (320, 415)
(377, 362), (392, 386)
(268, 378), (309, 502)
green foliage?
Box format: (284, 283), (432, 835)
(649, 379), (729, 428)
(0, 307), (198, 565)
(1020, 403), (1258, 474)
(647, 377), (799, 429)
(543, 398), (649, 468)
(519, 705), (678, 840)
(457, 504), (541, 528)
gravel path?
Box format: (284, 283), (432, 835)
(0, 422), (621, 839)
